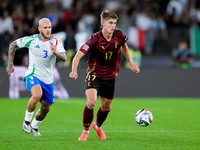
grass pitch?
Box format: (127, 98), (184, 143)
(0, 98), (199, 150)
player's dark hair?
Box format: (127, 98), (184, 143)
(100, 10), (118, 22)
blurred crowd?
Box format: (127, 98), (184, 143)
(0, 0), (200, 67)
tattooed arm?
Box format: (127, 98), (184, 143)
(6, 41), (19, 77)
(53, 51), (67, 62)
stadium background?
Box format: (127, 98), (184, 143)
(0, 0), (200, 98)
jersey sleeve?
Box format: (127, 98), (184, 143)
(56, 38), (66, 53)
(16, 36), (33, 48)
(79, 34), (98, 54)
(121, 32), (128, 46)
(16, 34), (38, 48)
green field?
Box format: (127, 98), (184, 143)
(0, 98), (200, 150)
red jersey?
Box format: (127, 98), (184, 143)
(79, 29), (128, 80)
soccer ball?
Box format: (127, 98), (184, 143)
(135, 109), (153, 127)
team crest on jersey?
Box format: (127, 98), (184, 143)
(83, 44), (89, 51)
(115, 42), (119, 48)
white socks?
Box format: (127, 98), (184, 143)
(24, 110), (34, 122)
(83, 130), (89, 133)
(24, 110), (42, 129)
(31, 118), (42, 129)
(95, 123), (101, 130)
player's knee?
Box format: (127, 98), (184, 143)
(87, 101), (96, 109)
(102, 107), (111, 113)
(32, 92), (42, 101)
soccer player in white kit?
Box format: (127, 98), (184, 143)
(6, 18), (67, 136)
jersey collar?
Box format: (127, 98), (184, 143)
(100, 30), (115, 42)
(38, 34), (51, 41)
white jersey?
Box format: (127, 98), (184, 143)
(16, 34), (65, 84)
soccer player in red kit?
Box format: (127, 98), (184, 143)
(69, 10), (140, 141)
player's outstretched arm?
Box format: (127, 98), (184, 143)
(6, 41), (19, 77)
(122, 43), (140, 73)
(50, 42), (66, 62)
(69, 51), (85, 79)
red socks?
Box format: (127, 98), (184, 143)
(83, 105), (93, 131)
(82, 105), (109, 130)
(96, 107), (108, 128)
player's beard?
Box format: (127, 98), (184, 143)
(41, 31), (51, 39)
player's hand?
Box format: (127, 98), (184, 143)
(130, 63), (140, 73)
(6, 64), (15, 77)
(50, 41), (57, 54)
(69, 72), (78, 79)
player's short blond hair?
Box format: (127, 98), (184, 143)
(100, 10), (118, 22)
(39, 18), (51, 26)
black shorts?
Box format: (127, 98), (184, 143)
(85, 74), (115, 99)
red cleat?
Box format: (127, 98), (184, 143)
(78, 131), (89, 141)
(91, 122), (106, 140)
